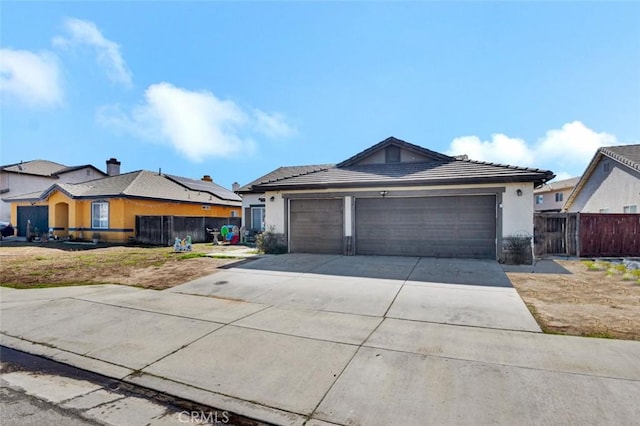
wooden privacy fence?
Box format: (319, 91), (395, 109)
(534, 213), (640, 257)
(135, 216), (241, 246)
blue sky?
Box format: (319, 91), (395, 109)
(2, 2), (639, 189)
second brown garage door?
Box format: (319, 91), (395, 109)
(289, 198), (344, 254)
(355, 195), (496, 258)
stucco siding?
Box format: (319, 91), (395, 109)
(0, 174), (56, 222)
(265, 182), (534, 256)
(10, 190), (242, 243)
(568, 161), (640, 213)
(0, 167), (104, 222)
(240, 193), (264, 229)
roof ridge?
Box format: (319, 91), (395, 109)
(120, 170), (147, 195)
(599, 146), (640, 171)
(337, 137), (453, 168)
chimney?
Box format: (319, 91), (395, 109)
(201, 175), (213, 182)
(232, 182), (240, 192)
(106, 158), (121, 176)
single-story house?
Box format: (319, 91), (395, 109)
(564, 144), (640, 213)
(237, 136), (554, 260)
(533, 176), (580, 212)
(237, 164), (333, 234)
(3, 165), (242, 242)
(0, 159), (107, 224)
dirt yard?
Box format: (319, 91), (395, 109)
(507, 260), (640, 341)
(0, 244), (251, 290)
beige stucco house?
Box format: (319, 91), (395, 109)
(564, 144), (640, 213)
(0, 159), (108, 225)
(238, 137), (554, 260)
(533, 177), (579, 212)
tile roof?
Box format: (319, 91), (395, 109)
(601, 144), (640, 171)
(239, 137), (554, 193)
(1, 160), (68, 177)
(252, 160), (554, 191)
(0, 160), (105, 177)
(534, 176), (580, 194)
(236, 164), (335, 193)
(165, 174), (241, 202)
(37, 171), (241, 206)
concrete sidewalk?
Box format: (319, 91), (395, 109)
(2, 264), (639, 425)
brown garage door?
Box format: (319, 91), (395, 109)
(289, 198), (344, 254)
(355, 195), (496, 258)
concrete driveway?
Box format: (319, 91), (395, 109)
(172, 254), (536, 331)
(2, 254), (639, 425)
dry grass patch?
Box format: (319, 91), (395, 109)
(508, 260), (640, 340)
(0, 244), (247, 290)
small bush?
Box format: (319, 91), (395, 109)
(582, 260), (608, 271)
(502, 235), (532, 265)
(256, 228), (287, 254)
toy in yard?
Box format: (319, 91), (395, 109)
(174, 235), (192, 252)
(220, 225), (240, 245)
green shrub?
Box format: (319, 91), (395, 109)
(256, 228), (287, 254)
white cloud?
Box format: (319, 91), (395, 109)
(98, 82), (295, 162)
(0, 48), (62, 107)
(535, 121), (618, 168)
(53, 17), (132, 87)
(254, 109), (296, 138)
(447, 133), (534, 166)
(447, 121), (632, 178)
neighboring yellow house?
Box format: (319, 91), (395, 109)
(5, 170), (242, 243)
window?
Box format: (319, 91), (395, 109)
(535, 195), (544, 205)
(603, 162), (611, 172)
(624, 205), (637, 213)
(599, 208), (610, 213)
(91, 201), (109, 229)
(230, 210), (238, 218)
(555, 192), (563, 202)
(385, 146), (401, 163)
(251, 206), (265, 231)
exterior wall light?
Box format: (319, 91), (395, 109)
(380, 191), (388, 197)
(516, 189), (523, 197)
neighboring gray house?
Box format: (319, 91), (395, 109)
(0, 159), (108, 223)
(239, 137), (554, 260)
(564, 144), (640, 213)
(534, 177), (580, 212)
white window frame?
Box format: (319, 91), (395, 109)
(91, 201), (109, 229)
(535, 194), (544, 205)
(555, 192), (563, 202)
(623, 205), (637, 213)
(599, 208), (610, 213)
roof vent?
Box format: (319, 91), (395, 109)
(202, 175), (213, 182)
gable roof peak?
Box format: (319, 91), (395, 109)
(337, 136), (453, 168)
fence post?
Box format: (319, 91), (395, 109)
(576, 213), (580, 258)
